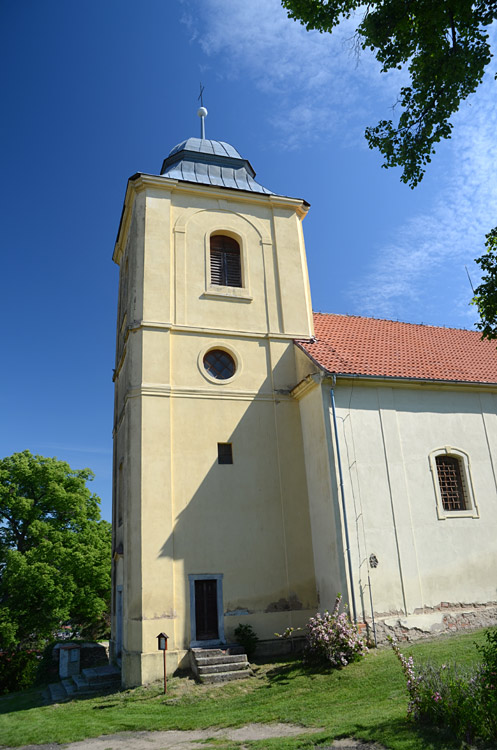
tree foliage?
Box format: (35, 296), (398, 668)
(281, 0), (496, 187)
(0, 451), (111, 648)
(282, 1), (497, 338)
(473, 228), (497, 339)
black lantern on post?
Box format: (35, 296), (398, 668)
(156, 632), (168, 693)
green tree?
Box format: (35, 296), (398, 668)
(473, 228), (497, 339)
(0, 451), (111, 648)
(281, 0), (496, 188)
(282, 1), (497, 337)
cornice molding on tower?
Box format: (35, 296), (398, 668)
(125, 318), (312, 340)
(113, 320), (310, 382)
(125, 383), (291, 401)
(114, 172), (310, 263)
(112, 384), (293, 431)
(290, 373), (323, 400)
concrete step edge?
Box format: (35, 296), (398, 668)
(198, 663), (249, 676)
(191, 648), (225, 657)
(84, 676), (121, 686)
(82, 666), (121, 683)
(48, 682), (69, 701)
(72, 675), (90, 689)
(61, 678), (77, 694)
(201, 670), (253, 683)
(195, 655), (248, 666)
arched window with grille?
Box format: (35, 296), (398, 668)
(210, 234), (242, 288)
(435, 454), (467, 511)
(429, 447), (479, 519)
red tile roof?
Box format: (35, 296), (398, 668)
(296, 313), (497, 384)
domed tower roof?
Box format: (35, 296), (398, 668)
(160, 137), (272, 195)
(167, 137), (242, 159)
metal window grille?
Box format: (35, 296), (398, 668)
(218, 443), (233, 464)
(210, 235), (242, 287)
(435, 455), (467, 511)
(203, 349), (236, 380)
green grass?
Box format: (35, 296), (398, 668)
(0, 630), (490, 749)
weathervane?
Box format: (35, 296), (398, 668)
(197, 82), (208, 139)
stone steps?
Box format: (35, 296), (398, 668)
(197, 660), (249, 675)
(83, 665), (121, 686)
(201, 669), (253, 684)
(196, 654), (246, 667)
(190, 646), (252, 684)
(47, 681), (68, 702)
(46, 664), (121, 702)
(191, 647), (225, 658)
(61, 677), (77, 695)
(191, 645), (245, 657)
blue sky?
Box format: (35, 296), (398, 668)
(2, 0), (496, 522)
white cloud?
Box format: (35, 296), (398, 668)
(351, 65), (497, 325)
(188, 0), (403, 147)
(185, 1), (497, 327)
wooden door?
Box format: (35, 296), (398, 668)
(194, 578), (219, 640)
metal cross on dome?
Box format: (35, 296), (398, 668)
(197, 82), (208, 139)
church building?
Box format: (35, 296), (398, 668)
(111, 109), (497, 687)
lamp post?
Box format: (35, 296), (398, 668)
(156, 632), (169, 694)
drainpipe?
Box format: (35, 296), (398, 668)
(366, 566), (378, 647)
(330, 378), (357, 624)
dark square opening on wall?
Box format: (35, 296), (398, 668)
(218, 443), (233, 464)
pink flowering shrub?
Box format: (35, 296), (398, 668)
(305, 594), (367, 668)
(391, 630), (497, 744)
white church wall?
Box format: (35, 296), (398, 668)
(336, 384), (412, 618)
(332, 380), (497, 622)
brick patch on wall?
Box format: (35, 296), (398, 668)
(365, 603), (497, 644)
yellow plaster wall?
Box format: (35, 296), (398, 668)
(295, 377), (347, 613)
(136, 185), (314, 339)
(112, 178), (317, 686)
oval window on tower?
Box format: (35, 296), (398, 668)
(203, 349), (236, 380)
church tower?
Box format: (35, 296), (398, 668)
(111, 109), (318, 687)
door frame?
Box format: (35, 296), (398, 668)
(188, 573), (225, 648)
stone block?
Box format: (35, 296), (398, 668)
(59, 645), (80, 678)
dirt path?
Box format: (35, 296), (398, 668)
(4, 725), (388, 750)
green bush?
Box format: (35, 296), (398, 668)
(233, 623), (259, 660)
(477, 626), (497, 739)
(0, 649), (41, 695)
(391, 630), (497, 744)
(36, 640), (64, 685)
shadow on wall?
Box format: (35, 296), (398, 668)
(157, 362), (336, 649)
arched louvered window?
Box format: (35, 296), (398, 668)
(435, 454), (468, 511)
(210, 235), (242, 287)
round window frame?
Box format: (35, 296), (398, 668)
(198, 344), (241, 385)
